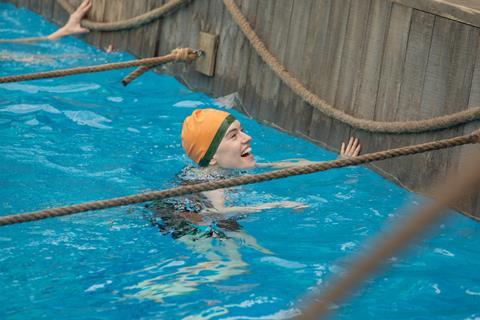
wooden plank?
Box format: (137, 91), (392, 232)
(84, 0), (106, 48)
(208, 0), (229, 96)
(397, 19), (458, 195)
(335, 0), (372, 116)
(135, 0), (161, 58)
(321, 0), (353, 148)
(114, 0), (134, 52)
(292, 0), (333, 138)
(390, 10), (435, 192)
(127, 0), (149, 57)
(196, 32), (218, 76)
(440, 20), (477, 184)
(355, 0), (392, 121)
(400, 17), (477, 201)
(277, 0), (314, 134)
(140, 0), (162, 58)
(258, 0), (293, 124)
(336, 0), (375, 158)
(229, 0), (257, 117)
(171, 0), (208, 92)
(374, 3), (412, 122)
(455, 25), (480, 216)
(396, 9), (435, 121)
(160, 0), (189, 88)
(238, 0), (261, 118)
(468, 36), (480, 109)
(371, 3), (412, 182)
(307, 0), (349, 146)
(345, 0), (394, 170)
(96, 0), (121, 52)
(217, 0), (248, 98)
(326, 0), (373, 151)
(167, 0), (193, 82)
(390, 0), (480, 28)
(197, 0), (223, 95)
(468, 38), (480, 215)
(157, 0), (176, 57)
(307, 0), (334, 146)
(444, 22), (477, 115)
(421, 17), (458, 117)
(253, 0), (278, 122)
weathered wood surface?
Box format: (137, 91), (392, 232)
(391, 0), (480, 28)
(6, 0), (480, 217)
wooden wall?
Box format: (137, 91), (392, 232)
(6, 0), (480, 217)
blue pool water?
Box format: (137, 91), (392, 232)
(1, 4), (480, 319)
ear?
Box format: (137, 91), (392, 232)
(209, 156), (217, 166)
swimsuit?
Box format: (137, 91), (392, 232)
(146, 166), (243, 240)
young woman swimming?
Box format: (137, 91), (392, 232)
(149, 108), (361, 238)
(135, 108), (360, 302)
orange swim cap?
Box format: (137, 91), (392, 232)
(181, 108), (236, 166)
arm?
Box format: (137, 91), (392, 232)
(257, 137), (362, 169)
(47, 0), (92, 40)
(256, 158), (316, 169)
(201, 189), (307, 219)
(2, 0), (92, 43)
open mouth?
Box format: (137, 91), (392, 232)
(241, 147), (252, 158)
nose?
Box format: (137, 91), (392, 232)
(241, 131), (252, 143)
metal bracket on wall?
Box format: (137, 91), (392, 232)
(195, 32), (218, 77)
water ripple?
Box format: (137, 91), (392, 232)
(63, 110), (112, 129)
(0, 82), (100, 94)
(0, 103), (60, 114)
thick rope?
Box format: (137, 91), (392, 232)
(57, 0), (190, 32)
(1, 130), (478, 227)
(122, 48), (199, 85)
(122, 47), (197, 85)
(122, 65), (153, 86)
(222, 0), (480, 133)
(298, 152), (480, 320)
(0, 48), (199, 84)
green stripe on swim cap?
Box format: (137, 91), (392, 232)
(198, 114), (236, 167)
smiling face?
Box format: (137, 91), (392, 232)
(209, 120), (256, 169)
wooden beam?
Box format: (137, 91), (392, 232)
(195, 32), (218, 77)
(390, 0), (480, 28)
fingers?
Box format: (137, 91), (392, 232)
(79, 0), (92, 10)
(346, 136), (354, 151)
(76, 0), (92, 15)
(340, 137), (361, 158)
(347, 137), (357, 152)
(81, 0), (92, 15)
(354, 141), (361, 156)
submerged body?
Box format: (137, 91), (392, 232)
(132, 109), (361, 301)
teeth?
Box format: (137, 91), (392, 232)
(242, 147), (252, 156)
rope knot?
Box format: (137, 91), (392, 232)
(171, 48), (198, 62)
